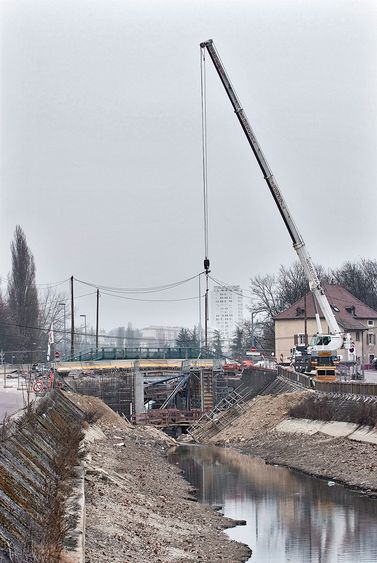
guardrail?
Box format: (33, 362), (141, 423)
(315, 381), (377, 396)
(277, 365), (377, 396)
(277, 365), (312, 388)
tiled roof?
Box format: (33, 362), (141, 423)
(274, 284), (377, 330)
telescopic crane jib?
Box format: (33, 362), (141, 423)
(200, 39), (352, 381)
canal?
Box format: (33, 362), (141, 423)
(168, 444), (377, 563)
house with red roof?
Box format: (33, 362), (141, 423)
(274, 284), (377, 365)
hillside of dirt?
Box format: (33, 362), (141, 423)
(207, 391), (377, 494)
(64, 392), (252, 563)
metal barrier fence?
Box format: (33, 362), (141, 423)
(277, 365), (377, 396)
(63, 347), (223, 362)
(315, 381), (377, 396)
(277, 365), (312, 388)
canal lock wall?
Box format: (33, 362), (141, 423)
(0, 390), (86, 563)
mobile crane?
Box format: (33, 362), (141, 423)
(200, 39), (351, 381)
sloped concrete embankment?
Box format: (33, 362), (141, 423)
(206, 392), (377, 494)
(0, 390), (85, 562)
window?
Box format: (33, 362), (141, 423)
(367, 320), (375, 327)
(356, 331), (360, 342)
(294, 333), (307, 345)
(367, 333), (376, 345)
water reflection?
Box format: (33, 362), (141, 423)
(168, 445), (377, 563)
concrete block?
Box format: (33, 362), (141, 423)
(348, 426), (377, 445)
(276, 418), (326, 435)
(320, 421), (359, 438)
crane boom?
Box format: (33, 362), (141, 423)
(200, 39), (342, 341)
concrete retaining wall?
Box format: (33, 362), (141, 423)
(0, 390), (85, 562)
(276, 417), (377, 445)
(240, 368), (277, 395)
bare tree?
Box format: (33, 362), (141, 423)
(332, 259), (377, 311)
(38, 288), (69, 352)
(7, 226), (39, 353)
(249, 261), (330, 352)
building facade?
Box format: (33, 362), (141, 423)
(274, 284), (377, 365)
(210, 285), (244, 352)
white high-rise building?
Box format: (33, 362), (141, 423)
(210, 285), (244, 352)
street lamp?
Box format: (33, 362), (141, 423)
(80, 314), (87, 350)
(59, 302), (66, 359)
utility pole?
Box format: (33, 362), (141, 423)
(198, 274), (202, 349)
(59, 302), (66, 359)
(70, 276), (74, 358)
(96, 289), (99, 353)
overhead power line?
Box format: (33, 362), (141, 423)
(101, 291), (204, 303)
(74, 273), (202, 294)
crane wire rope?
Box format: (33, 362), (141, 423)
(200, 45), (211, 348)
(200, 45), (209, 264)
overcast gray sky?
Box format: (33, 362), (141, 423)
(1, 0), (376, 332)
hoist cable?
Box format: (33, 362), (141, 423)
(200, 46), (209, 262)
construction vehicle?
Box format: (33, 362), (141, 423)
(200, 39), (352, 382)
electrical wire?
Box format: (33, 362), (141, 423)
(0, 276), (69, 289)
(0, 318), (325, 345)
(101, 291), (204, 303)
(209, 275), (249, 299)
(75, 291), (97, 300)
(74, 273), (202, 294)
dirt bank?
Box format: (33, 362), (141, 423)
(65, 392), (251, 563)
(207, 391), (377, 495)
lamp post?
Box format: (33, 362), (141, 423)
(59, 302), (66, 359)
(80, 314), (87, 351)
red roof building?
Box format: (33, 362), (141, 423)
(274, 284), (377, 364)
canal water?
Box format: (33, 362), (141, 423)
(168, 444), (377, 563)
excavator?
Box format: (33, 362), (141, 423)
(200, 39), (352, 382)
